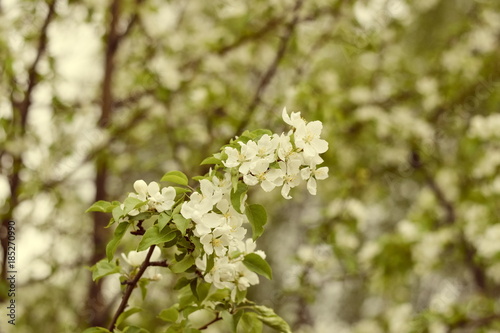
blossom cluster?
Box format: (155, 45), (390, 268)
(180, 172), (263, 297)
(224, 108), (329, 198)
(119, 108), (329, 298)
(182, 109), (328, 296)
(126, 180), (176, 215)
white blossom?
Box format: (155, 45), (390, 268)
(301, 164), (329, 195)
(294, 120), (329, 158)
(121, 247), (162, 267)
(200, 228), (231, 256)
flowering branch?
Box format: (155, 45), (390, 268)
(86, 108), (328, 332)
(108, 245), (158, 331)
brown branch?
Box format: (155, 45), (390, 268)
(18, 0), (57, 130)
(232, 0), (305, 137)
(217, 16), (284, 56)
(1, 0), (57, 286)
(411, 151), (487, 293)
(108, 245), (157, 331)
(197, 314), (222, 330)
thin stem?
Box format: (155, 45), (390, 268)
(108, 245), (157, 331)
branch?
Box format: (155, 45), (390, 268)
(198, 314), (222, 330)
(108, 245), (157, 331)
(18, 0), (57, 130)
(232, 0), (305, 137)
(411, 151), (487, 293)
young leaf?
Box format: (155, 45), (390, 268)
(243, 253), (272, 280)
(173, 214), (190, 236)
(196, 281), (211, 303)
(174, 187), (191, 195)
(106, 222), (129, 261)
(83, 328), (111, 333)
(137, 225), (177, 252)
(139, 278), (150, 300)
(91, 260), (121, 281)
(86, 200), (114, 213)
(253, 305), (292, 333)
(123, 197), (146, 215)
(173, 277), (192, 290)
(161, 171), (189, 186)
(205, 253), (215, 274)
(116, 307), (142, 327)
(231, 182), (248, 214)
(158, 212), (172, 231)
(222, 310), (243, 333)
(123, 327), (150, 333)
(158, 306), (179, 323)
(169, 255), (195, 273)
(112, 205), (124, 223)
(237, 312), (263, 333)
(200, 156), (222, 165)
(245, 204), (267, 240)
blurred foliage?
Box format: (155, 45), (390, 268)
(1, 0), (500, 332)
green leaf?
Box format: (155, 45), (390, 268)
(170, 255), (195, 273)
(245, 204), (267, 240)
(234, 288), (247, 304)
(253, 305), (291, 333)
(238, 312), (263, 333)
(112, 205), (124, 222)
(241, 129), (273, 140)
(123, 197), (146, 215)
(128, 212), (152, 222)
(173, 214), (190, 236)
(123, 326), (149, 333)
(158, 212), (172, 231)
(116, 307), (142, 327)
(174, 277), (192, 290)
(174, 187), (191, 195)
(222, 310), (243, 333)
(231, 183), (248, 214)
(106, 222), (129, 261)
(161, 171), (189, 186)
(200, 156), (222, 165)
(91, 260), (120, 281)
(205, 253), (215, 274)
(86, 200), (114, 213)
(139, 278), (149, 300)
(137, 225), (177, 252)
(196, 282), (211, 303)
(190, 278), (198, 299)
(83, 328), (111, 333)
(243, 253), (272, 280)
(158, 306), (179, 323)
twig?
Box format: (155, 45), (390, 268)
(411, 151), (487, 293)
(232, 0), (305, 137)
(197, 314), (222, 330)
(108, 245), (157, 331)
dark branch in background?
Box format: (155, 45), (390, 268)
(108, 246), (163, 331)
(232, 0), (305, 137)
(411, 151), (487, 293)
(86, 0), (147, 326)
(0, 0), (57, 287)
(447, 313), (500, 332)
